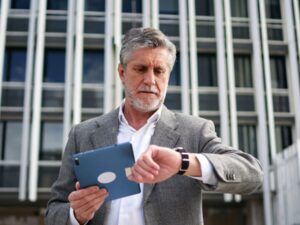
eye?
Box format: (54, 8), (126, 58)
(154, 67), (166, 76)
(134, 66), (147, 74)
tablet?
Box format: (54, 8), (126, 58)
(72, 142), (141, 201)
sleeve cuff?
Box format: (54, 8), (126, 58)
(192, 154), (218, 186)
(69, 207), (89, 225)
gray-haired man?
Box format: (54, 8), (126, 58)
(45, 27), (263, 225)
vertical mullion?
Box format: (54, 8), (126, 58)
(258, 0), (277, 163)
(293, 0), (300, 68)
(29, 0), (47, 202)
(283, 0), (300, 140)
(19, 0), (37, 201)
(151, 0), (159, 28)
(142, 0), (151, 27)
(0, 0), (9, 108)
(114, 0), (122, 107)
(104, 0), (114, 113)
(249, 0), (272, 224)
(63, 0), (75, 148)
(188, 0), (199, 116)
(179, 0), (189, 115)
(73, 0), (84, 124)
(215, 0), (230, 146)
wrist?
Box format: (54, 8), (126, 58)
(174, 147), (190, 175)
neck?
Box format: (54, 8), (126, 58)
(123, 103), (156, 130)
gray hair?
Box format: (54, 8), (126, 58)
(120, 27), (177, 70)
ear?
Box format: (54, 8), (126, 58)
(118, 64), (125, 83)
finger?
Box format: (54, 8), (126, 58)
(143, 151), (160, 171)
(137, 156), (159, 175)
(68, 186), (100, 202)
(75, 181), (80, 190)
(132, 164), (155, 180)
(74, 191), (108, 218)
(70, 188), (107, 209)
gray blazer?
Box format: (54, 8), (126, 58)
(45, 106), (263, 225)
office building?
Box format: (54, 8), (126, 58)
(0, 0), (300, 224)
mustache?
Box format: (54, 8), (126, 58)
(138, 86), (159, 94)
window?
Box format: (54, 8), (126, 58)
(43, 49), (65, 83)
(82, 90), (103, 108)
(0, 121), (22, 160)
(169, 55), (181, 86)
(3, 48), (26, 82)
(231, 0), (248, 17)
(0, 166), (19, 187)
(234, 55), (252, 87)
(85, 0), (105, 12)
(1, 88), (24, 107)
(83, 50), (104, 83)
(165, 93), (181, 110)
(159, 0), (178, 15)
(195, 0), (214, 16)
(199, 94), (219, 111)
(198, 54), (217, 87)
(38, 167), (60, 187)
(39, 122), (63, 160)
(270, 56), (287, 89)
(275, 125), (292, 152)
(265, 0), (282, 19)
(122, 0), (142, 13)
(238, 125), (257, 157)
(11, 0), (30, 9)
(47, 0), (68, 10)
(273, 95), (290, 112)
(236, 95), (255, 111)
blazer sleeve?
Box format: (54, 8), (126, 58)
(45, 126), (77, 225)
(197, 120), (263, 194)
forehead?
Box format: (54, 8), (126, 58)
(127, 48), (171, 67)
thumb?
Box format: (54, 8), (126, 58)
(75, 181), (80, 190)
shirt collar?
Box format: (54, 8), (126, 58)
(118, 99), (162, 127)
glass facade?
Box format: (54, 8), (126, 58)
(0, 0), (299, 225)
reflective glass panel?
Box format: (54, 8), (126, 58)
(47, 0), (68, 10)
(46, 19), (67, 33)
(122, 0), (142, 13)
(267, 27), (283, 41)
(238, 125), (257, 157)
(273, 95), (290, 112)
(3, 48), (26, 82)
(40, 122), (63, 160)
(159, 23), (179, 37)
(122, 21), (143, 34)
(198, 54), (217, 87)
(83, 50), (104, 83)
(42, 90), (64, 107)
(43, 49), (65, 83)
(232, 26), (249, 39)
(234, 55), (252, 87)
(1, 88), (24, 107)
(169, 55), (181, 86)
(159, 0), (178, 14)
(196, 24), (215, 38)
(0, 166), (19, 187)
(85, 0), (105, 11)
(270, 56), (287, 88)
(195, 0), (214, 16)
(236, 95), (255, 111)
(38, 167), (60, 187)
(82, 90), (103, 108)
(199, 94), (219, 111)
(84, 20), (105, 34)
(165, 93), (181, 110)
(1, 122), (22, 160)
(265, 0), (282, 19)
(11, 0), (30, 9)
(231, 0), (248, 17)
(275, 125), (292, 152)
(7, 18), (29, 31)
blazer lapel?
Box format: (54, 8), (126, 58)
(90, 108), (119, 149)
(143, 106), (180, 203)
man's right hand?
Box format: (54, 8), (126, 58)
(68, 182), (108, 225)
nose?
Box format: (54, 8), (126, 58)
(143, 70), (156, 86)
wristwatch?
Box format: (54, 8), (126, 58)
(174, 147), (190, 175)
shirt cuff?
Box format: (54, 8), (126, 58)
(69, 207), (89, 225)
(192, 154), (218, 186)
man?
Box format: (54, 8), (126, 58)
(45, 27), (263, 225)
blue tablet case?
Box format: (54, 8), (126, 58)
(72, 142), (141, 201)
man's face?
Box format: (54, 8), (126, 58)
(118, 47), (171, 113)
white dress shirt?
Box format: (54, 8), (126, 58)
(69, 103), (217, 225)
